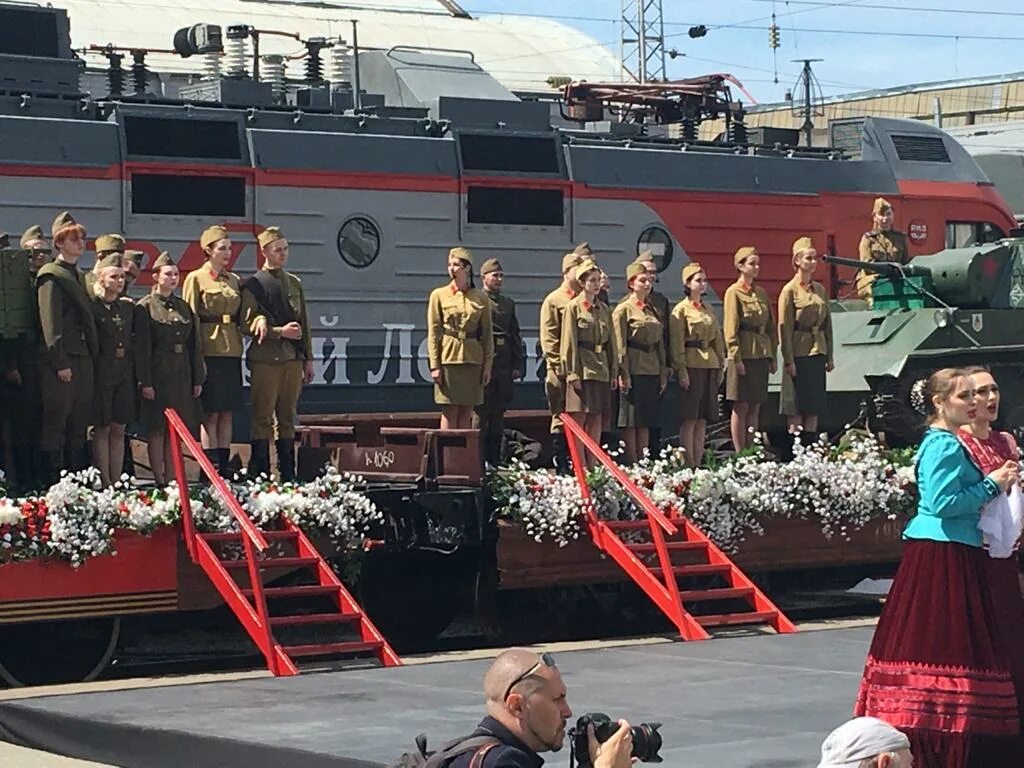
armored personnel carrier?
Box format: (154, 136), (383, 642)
(817, 236), (1024, 445)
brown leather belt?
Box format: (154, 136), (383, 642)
(578, 340), (604, 353)
(684, 340), (708, 349)
(444, 328), (482, 341)
(627, 340), (655, 352)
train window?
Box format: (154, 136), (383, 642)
(637, 226), (674, 272)
(945, 221), (1005, 248)
(459, 134), (560, 174)
(466, 187), (564, 226)
(131, 174), (246, 216)
(337, 216), (381, 269)
(123, 117), (242, 160)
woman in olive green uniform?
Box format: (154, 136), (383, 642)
(778, 237), (834, 443)
(613, 261), (667, 464)
(426, 247), (494, 430)
(135, 253), (205, 486)
(90, 255), (135, 487)
(670, 263), (726, 466)
(182, 225), (243, 477)
(562, 261), (618, 464)
(723, 247), (778, 452)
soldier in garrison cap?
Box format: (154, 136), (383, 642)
(89, 253), (136, 487)
(121, 250), (143, 294)
(670, 262), (726, 467)
(539, 251), (583, 471)
(560, 260), (619, 466)
(474, 258), (524, 467)
(613, 261), (669, 464)
(36, 211), (98, 482)
(183, 225), (243, 478)
(241, 227), (313, 481)
(723, 246), (777, 452)
(85, 233), (127, 295)
(778, 237), (834, 456)
(427, 247), (494, 432)
(573, 241), (594, 257)
(856, 197), (909, 305)
(134, 252), (204, 486)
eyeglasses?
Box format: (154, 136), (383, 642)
(503, 652), (556, 700)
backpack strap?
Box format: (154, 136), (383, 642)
(423, 735), (502, 768)
(468, 741), (499, 768)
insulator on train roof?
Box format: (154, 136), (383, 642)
(329, 37), (352, 86)
(225, 26), (250, 79)
(679, 116), (697, 143)
(202, 51), (222, 80)
(104, 50), (125, 97)
(304, 37), (327, 84)
(130, 50), (149, 95)
(729, 109), (748, 145)
(261, 54), (286, 103)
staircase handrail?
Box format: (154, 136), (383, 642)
(559, 414), (678, 536)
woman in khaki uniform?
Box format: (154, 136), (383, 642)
(779, 237), (834, 444)
(182, 225), (243, 477)
(561, 261), (618, 464)
(135, 253), (205, 486)
(723, 247), (778, 451)
(89, 254), (135, 487)
(426, 247), (494, 430)
(613, 261), (667, 464)
(670, 263), (726, 467)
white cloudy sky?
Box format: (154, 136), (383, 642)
(464, 0), (1024, 104)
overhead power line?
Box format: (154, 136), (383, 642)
(745, 0), (1024, 19)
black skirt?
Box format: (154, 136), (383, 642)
(618, 374), (661, 428)
(780, 354), (826, 416)
(200, 356), (243, 414)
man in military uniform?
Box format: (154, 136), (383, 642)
(539, 251), (583, 472)
(475, 258), (524, 468)
(241, 226), (313, 482)
(856, 197), (909, 306)
(37, 212), (98, 481)
(121, 249), (143, 294)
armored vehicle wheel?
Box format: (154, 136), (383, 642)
(0, 617), (120, 687)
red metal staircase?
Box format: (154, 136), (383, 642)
(166, 409), (401, 675)
(560, 414), (797, 641)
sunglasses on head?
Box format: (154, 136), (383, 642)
(504, 652), (556, 700)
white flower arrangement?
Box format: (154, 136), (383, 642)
(490, 432), (917, 553)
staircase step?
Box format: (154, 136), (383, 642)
(696, 610), (779, 627)
(220, 556), (319, 570)
(270, 612), (360, 628)
(651, 563), (732, 578)
(627, 541), (707, 554)
(678, 587), (756, 602)
(605, 520), (653, 531)
(283, 640), (384, 658)
(202, 530), (298, 543)
(242, 585), (338, 599)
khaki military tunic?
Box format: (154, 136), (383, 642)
(856, 229), (909, 302)
(618, 288), (671, 366)
(91, 295), (135, 426)
(182, 266), (243, 358)
(778, 276), (833, 417)
(722, 280), (777, 362)
(612, 299), (667, 383)
(669, 300), (726, 375)
(135, 293), (204, 436)
(561, 296), (617, 385)
(426, 283), (494, 406)
(539, 285), (576, 432)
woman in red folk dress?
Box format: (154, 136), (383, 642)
(854, 367), (1022, 768)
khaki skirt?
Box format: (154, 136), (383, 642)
(679, 367), (721, 420)
(565, 379), (612, 416)
(435, 363), (484, 407)
(780, 354), (827, 416)
(618, 374), (661, 428)
(726, 357), (770, 404)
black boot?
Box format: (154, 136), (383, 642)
(11, 445), (33, 494)
(200, 448), (219, 483)
(275, 438), (296, 483)
(217, 447), (232, 480)
(70, 446), (90, 472)
(39, 449), (63, 489)
(122, 434), (135, 480)
(248, 439), (270, 479)
(552, 433), (572, 475)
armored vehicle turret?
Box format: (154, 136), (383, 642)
(811, 235), (1024, 444)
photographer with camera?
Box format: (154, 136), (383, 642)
(447, 649), (636, 768)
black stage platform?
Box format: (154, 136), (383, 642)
(0, 625), (874, 768)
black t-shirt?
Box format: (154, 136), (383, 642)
(448, 717), (545, 768)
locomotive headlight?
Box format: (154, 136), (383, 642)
(933, 308), (955, 328)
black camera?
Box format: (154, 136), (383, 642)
(568, 712), (663, 767)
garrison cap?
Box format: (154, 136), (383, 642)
(792, 236), (814, 256)
(449, 246), (474, 267)
(633, 249), (656, 266)
(561, 252), (582, 274)
(122, 250), (144, 267)
(733, 246), (758, 268)
(575, 259), (599, 282)
(873, 197), (892, 215)
(0, 232), (8, 248)
(257, 227), (285, 250)
(201, 225), (229, 250)
(625, 262), (646, 284)
(20, 225), (45, 249)
(151, 251), (175, 271)
(95, 253), (124, 271)
(94, 233), (125, 254)
(51, 211), (79, 240)
(682, 262), (704, 284)
(480, 258), (503, 276)
(573, 241), (594, 257)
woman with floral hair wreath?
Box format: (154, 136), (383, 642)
(855, 367), (1023, 767)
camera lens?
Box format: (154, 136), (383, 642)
(630, 723), (663, 763)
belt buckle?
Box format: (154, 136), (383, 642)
(222, 314), (232, 324)
(594, 344), (603, 354)
(114, 347), (125, 359)
(495, 338), (505, 346)
(173, 343), (184, 353)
